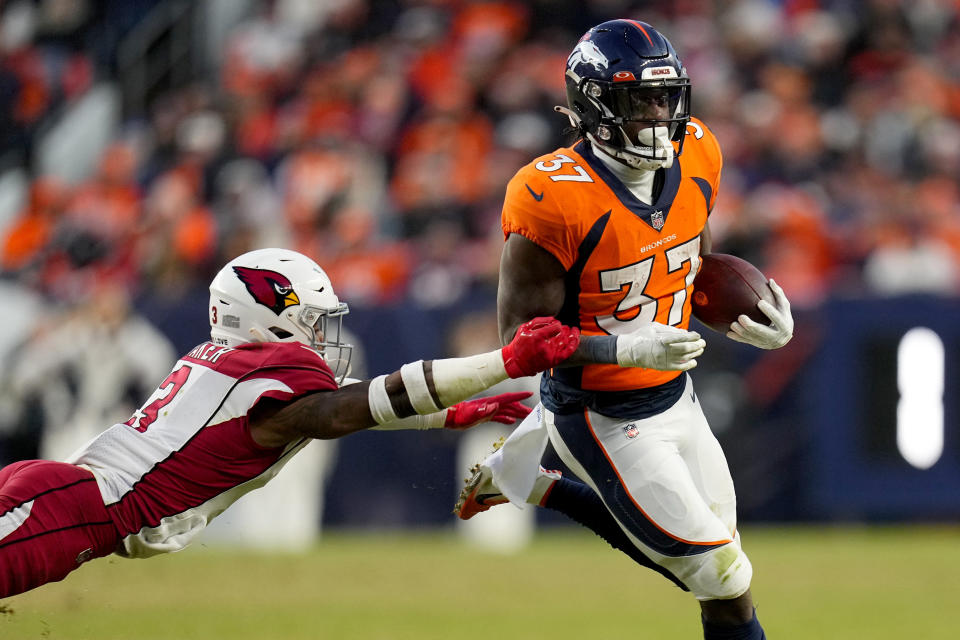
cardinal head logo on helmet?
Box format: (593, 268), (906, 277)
(233, 266), (301, 315)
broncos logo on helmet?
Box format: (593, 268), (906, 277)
(233, 266), (301, 315)
(568, 39), (609, 73)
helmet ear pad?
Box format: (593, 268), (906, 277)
(564, 75), (634, 148)
(565, 74), (603, 135)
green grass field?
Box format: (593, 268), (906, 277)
(2, 525), (957, 639)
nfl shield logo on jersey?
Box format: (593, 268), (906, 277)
(623, 423), (639, 439)
(651, 210), (665, 231)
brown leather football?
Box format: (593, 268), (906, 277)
(691, 253), (774, 333)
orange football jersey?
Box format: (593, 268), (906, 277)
(502, 118), (722, 392)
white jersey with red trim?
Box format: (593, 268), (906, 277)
(66, 341), (338, 558)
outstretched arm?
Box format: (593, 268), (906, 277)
(372, 391), (533, 431)
(250, 317), (578, 447)
(498, 233), (704, 370)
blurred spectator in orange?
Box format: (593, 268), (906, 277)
(0, 0), (95, 163)
(232, 92), (281, 160)
(320, 207), (413, 306)
(914, 177), (960, 269)
(22, 142), (144, 301)
(64, 142), (141, 244)
(287, 53), (364, 146)
(276, 134), (389, 249)
(766, 188), (837, 308)
(390, 1), (532, 237)
(390, 94), (494, 236)
(0, 3), (51, 132)
(406, 1), (528, 106)
(1, 177), (69, 273)
(140, 170), (218, 290)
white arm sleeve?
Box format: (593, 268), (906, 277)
(366, 351), (508, 426)
(429, 350), (507, 407)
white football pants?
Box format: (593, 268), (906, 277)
(545, 374), (753, 600)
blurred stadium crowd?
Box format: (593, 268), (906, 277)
(0, 0), (959, 524)
(2, 0), (960, 311)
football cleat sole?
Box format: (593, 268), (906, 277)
(453, 437), (507, 520)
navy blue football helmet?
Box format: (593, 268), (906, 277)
(561, 19), (691, 170)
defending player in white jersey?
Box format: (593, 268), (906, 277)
(0, 248), (580, 597)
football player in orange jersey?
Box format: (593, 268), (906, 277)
(455, 19), (793, 640)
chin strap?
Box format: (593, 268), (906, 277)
(248, 327), (272, 343)
(554, 104), (579, 122)
(554, 105), (584, 137)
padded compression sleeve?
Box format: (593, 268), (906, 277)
(367, 351), (509, 426)
(429, 350), (508, 407)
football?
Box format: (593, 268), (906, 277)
(690, 253), (774, 333)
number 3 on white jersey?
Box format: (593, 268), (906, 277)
(596, 238), (701, 334)
(535, 154), (594, 182)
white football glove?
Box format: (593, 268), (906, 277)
(616, 323), (706, 371)
(727, 279), (793, 350)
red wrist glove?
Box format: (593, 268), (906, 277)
(500, 317), (580, 379)
(444, 391), (534, 431)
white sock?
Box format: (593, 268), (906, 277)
(526, 467), (562, 506)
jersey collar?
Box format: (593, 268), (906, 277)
(575, 140), (681, 232)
